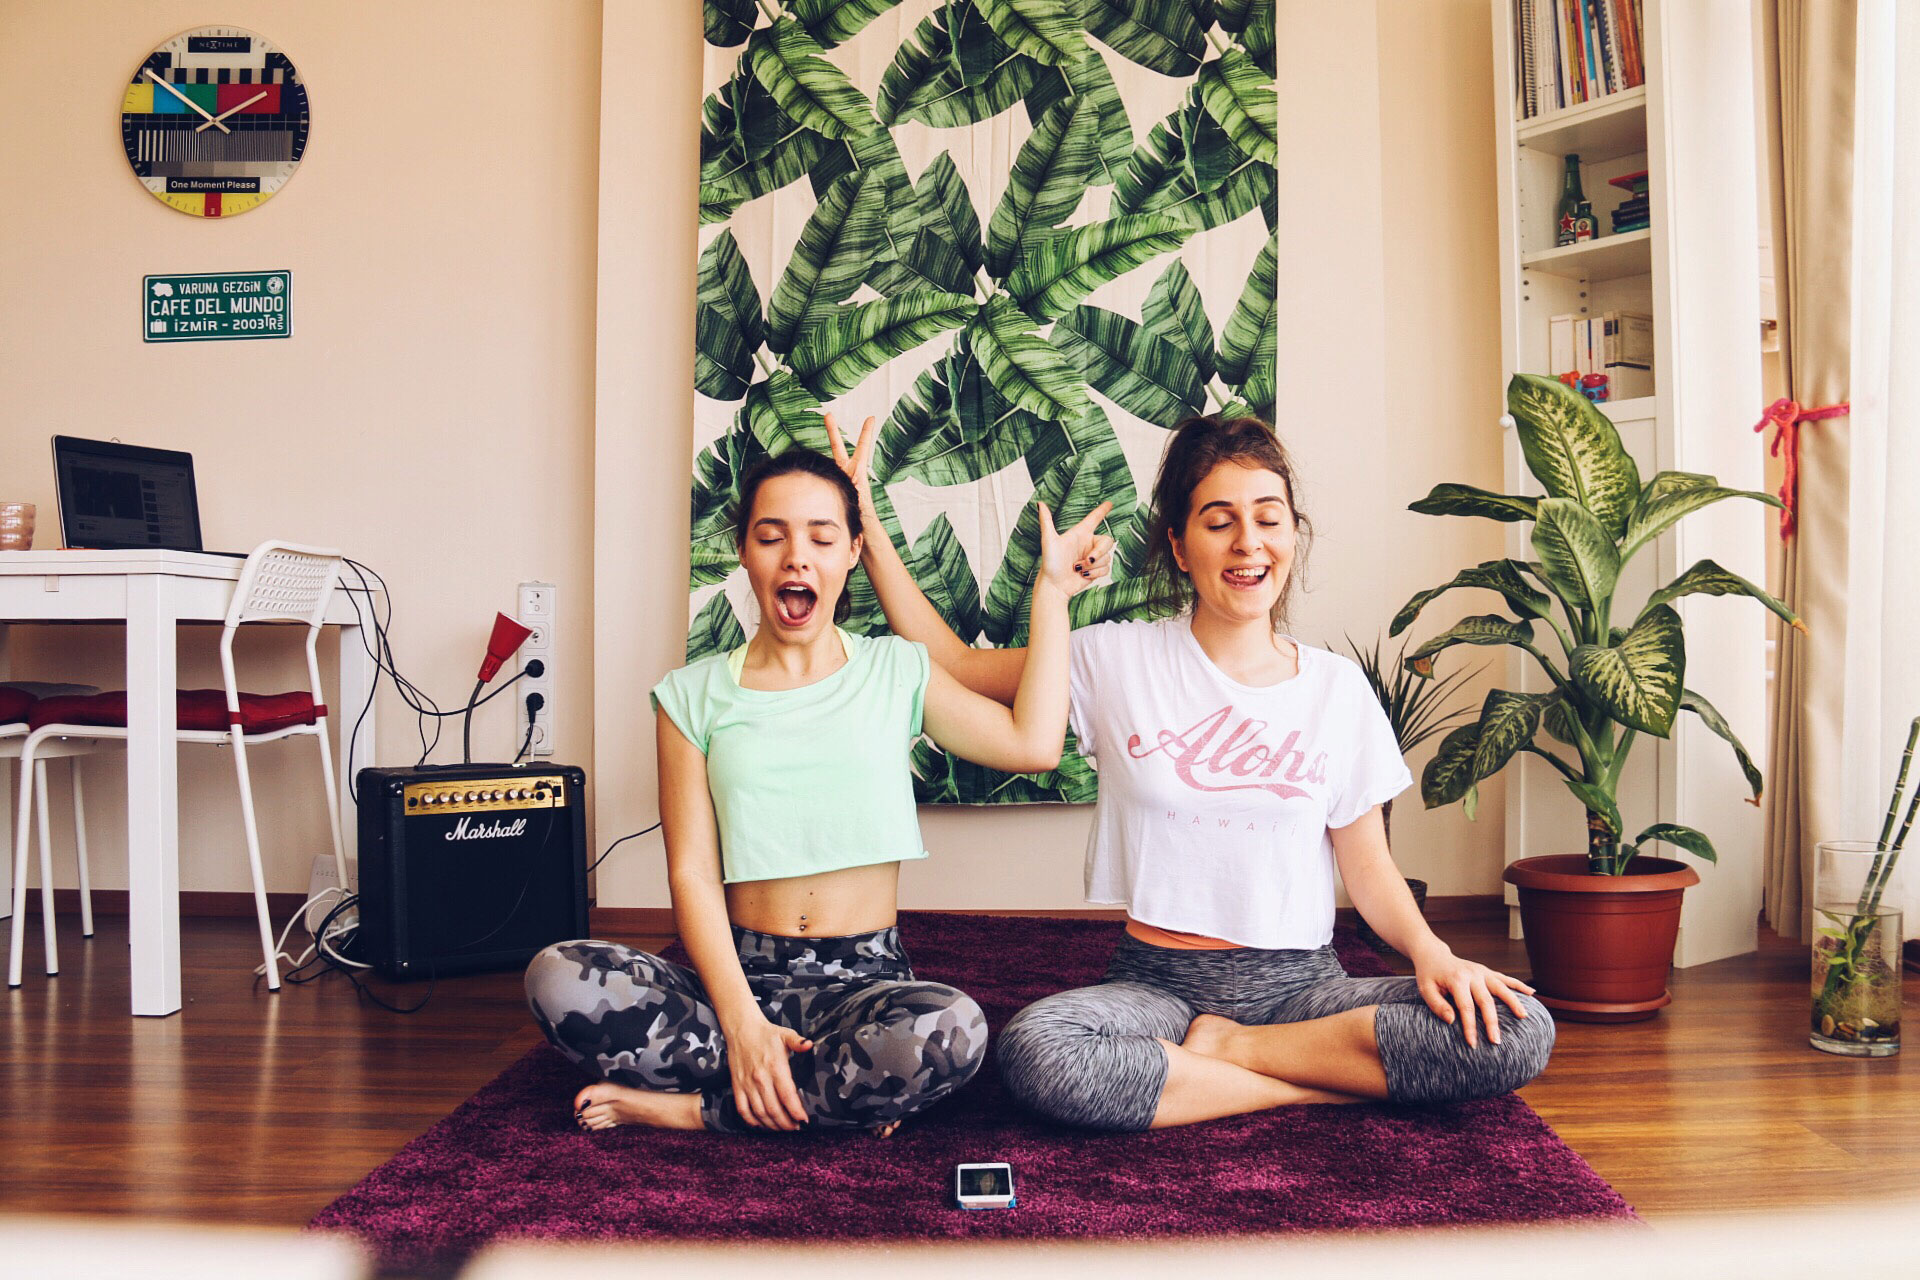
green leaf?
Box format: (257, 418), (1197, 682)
(1115, 101), (1275, 231)
(695, 231), (762, 401)
(969, 294), (1092, 421)
(912, 513), (985, 643)
(1054, 304), (1205, 425)
(1023, 51), (1133, 180)
(746, 18), (880, 140)
(687, 591), (746, 662)
(870, 229), (975, 297)
(1471, 690), (1552, 781)
(1079, 0), (1204, 76)
(789, 291), (977, 398)
(1241, 1), (1275, 76)
(874, 350), (1043, 486)
(1633, 823), (1718, 864)
(1621, 472), (1784, 564)
(1566, 780), (1623, 835)
(978, 0), (1089, 64)
(914, 152), (985, 274)
(1543, 697), (1579, 745)
(689, 419), (768, 539)
(792, 0), (906, 46)
(1570, 604), (1686, 736)
(1142, 259), (1215, 385)
(1463, 784), (1481, 821)
(1531, 496), (1622, 616)
(986, 99), (1098, 278)
(1005, 215), (1195, 322)
(1422, 723), (1482, 808)
(704, 0), (757, 47)
(1068, 572), (1162, 628)
(1195, 48), (1277, 164)
(1680, 687), (1764, 801)
(1507, 373), (1642, 539)
(700, 187), (746, 226)
(1644, 558), (1803, 631)
(1408, 483), (1540, 523)
(1217, 231), (1277, 410)
(702, 123), (828, 204)
(879, 2), (1040, 128)
(1213, 0), (1258, 33)
(741, 371), (830, 455)
(1404, 615), (1536, 677)
(766, 169), (889, 355)
(689, 526), (742, 589)
(984, 404), (1134, 645)
(1390, 560), (1554, 637)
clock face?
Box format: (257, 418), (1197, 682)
(120, 26), (310, 218)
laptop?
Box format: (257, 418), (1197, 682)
(51, 435), (241, 555)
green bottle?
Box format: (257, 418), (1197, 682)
(1557, 154), (1586, 247)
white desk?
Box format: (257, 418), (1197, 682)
(0, 550), (376, 1015)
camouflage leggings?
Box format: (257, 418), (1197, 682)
(525, 924), (988, 1133)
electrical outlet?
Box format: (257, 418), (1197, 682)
(305, 853), (357, 932)
(516, 581), (556, 757)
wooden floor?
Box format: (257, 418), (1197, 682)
(0, 910), (1914, 1227)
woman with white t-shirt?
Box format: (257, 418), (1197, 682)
(830, 412), (1554, 1130)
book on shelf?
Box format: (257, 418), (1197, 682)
(1547, 311), (1654, 398)
(1516, 0), (1644, 119)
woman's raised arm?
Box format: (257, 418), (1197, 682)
(827, 412), (1112, 707)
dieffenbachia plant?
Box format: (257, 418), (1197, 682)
(1394, 373), (1803, 874)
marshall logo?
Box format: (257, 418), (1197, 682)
(1127, 705), (1329, 799)
(445, 815), (529, 842)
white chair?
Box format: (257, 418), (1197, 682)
(1, 685), (122, 946)
(8, 542), (352, 992)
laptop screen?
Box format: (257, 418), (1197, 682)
(52, 436), (205, 552)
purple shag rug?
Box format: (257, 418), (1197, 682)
(312, 912), (1634, 1269)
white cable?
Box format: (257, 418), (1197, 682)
(254, 885), (344, 977)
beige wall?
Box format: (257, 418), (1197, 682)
(2, 0), (1512, 906)
(0, 1), (601, 894)
(592, 0), (1513, 910)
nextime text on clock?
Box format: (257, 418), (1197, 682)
(121, 27), (310, 218)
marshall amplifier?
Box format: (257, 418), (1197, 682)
(355, 764), (588, 980)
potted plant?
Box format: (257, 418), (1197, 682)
(1393, 373), (1801, 1022)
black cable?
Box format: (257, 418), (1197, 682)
(460, 678), (484, 765)
(513, 722), (535, 766)
(590, 822), (662, 873)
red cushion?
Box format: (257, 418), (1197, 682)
(0, 687), (32, 725)
(27, 689), (321, 735)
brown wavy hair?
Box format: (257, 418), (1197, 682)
(733, 448), (865, 625)
(1140, 415), (1313, 630)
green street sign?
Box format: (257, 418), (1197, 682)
(142, 271), (291, 342)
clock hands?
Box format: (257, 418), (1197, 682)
(195, 89), (268, 133)
(144, 68), (229, 133)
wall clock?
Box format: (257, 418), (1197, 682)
(120, 26), (310, 218)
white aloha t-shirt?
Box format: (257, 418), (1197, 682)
(1068, 615), (1413, 950)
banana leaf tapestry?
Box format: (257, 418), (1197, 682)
(690, 0), (1278, 804)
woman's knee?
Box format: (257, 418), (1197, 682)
(1492, 993), (1556, 1091)
(1378, 992), (1556, 1104)
(870, 984), (990, 1092)
(996, 998), (1165, 1131)
(524, 939), (603, 1029)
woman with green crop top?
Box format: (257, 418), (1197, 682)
(525, 440), (1111, 1136)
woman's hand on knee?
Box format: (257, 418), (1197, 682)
(1411, 944), (1537, 1049)
(723, 1013), (813, 1130)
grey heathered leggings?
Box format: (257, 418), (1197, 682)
(997, 933), (1555, 1131)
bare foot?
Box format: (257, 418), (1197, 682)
(1181, 1012), (1242, 1063)
(573, 1082), (704, 1132)
(870, 1119), (903, 1139)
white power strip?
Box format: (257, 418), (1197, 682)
(305, 852), (357, 932)
(516, 580), (556, 756)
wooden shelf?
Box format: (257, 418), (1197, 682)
(1600, 395), (1656, 422)
(1516, 86), (1648, 162)
(1522, 228), (1651, 281)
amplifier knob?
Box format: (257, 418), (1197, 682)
(489, 790), (503, 802)
(464, 791), (479, 803)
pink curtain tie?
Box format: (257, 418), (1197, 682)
(1754, 397), (1850, 541)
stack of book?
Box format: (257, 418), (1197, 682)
(1549, 310), (1654, 400)
(1609, 171), (1649, 232)
(1514, 0), (1646, 119)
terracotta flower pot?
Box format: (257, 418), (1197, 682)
(1503, 854), (1701, 1023)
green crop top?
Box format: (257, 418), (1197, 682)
(649, 628), (932, 885)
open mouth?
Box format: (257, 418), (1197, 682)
(1222, 566), (1270, 590)
(774, 584), (818, 626)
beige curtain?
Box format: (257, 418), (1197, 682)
(1762, 0), (1858, 939)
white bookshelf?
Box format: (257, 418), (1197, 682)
(1489, 0), (1767, 968)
